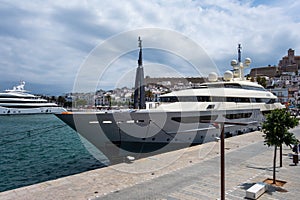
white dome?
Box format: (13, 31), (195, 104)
(231, 59), (237, 66)
(244, 58), (251, 65)
(208, 72), (218, 82)
(224, 70), (233, 81)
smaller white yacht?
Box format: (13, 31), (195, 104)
(0, 81), (67, 115)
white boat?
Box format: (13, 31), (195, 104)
(0, 81), (67, 115)
(55, 43), (284, 163)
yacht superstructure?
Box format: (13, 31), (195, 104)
(55, 42), (284, 163)
(0, 81), (66, 115)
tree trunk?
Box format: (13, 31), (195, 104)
(280, 144), (282, 167)
(273, 146), (277, 184)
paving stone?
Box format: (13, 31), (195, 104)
(1, 129), (300, 200)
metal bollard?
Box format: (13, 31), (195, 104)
(293, 154), (299, 165)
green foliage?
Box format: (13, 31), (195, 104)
(262, 109), (298, 147)
(262, 108), (298, 183)
(256, 76), (267, 88)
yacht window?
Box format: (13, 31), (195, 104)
(171, 115), (218, 123)
(160, 95), (268, 104)
(226, 97), (235, 102)
(224, 112), (252, 119)
(203, 82), (266, 91)
(255, 98), (275, 104)
(212, 97), (226, 102)
(202, 83), (223, 88)
(241, 98), (250, 103)
(267, 99), (276, 104)
(197, 96), (211, 102)
(0, 100), (45, 103)
(255, 98), (263, 102)
(226, 97), (250, 103)
(0, 96), (33, 99)
(160, 96), (178, 102)
(242, 85), (266, 91)
(224, 83), (242, 88)
(202, 83), (243, 88)
(2, 105), (55, 108)
(178, 96), (198, 102)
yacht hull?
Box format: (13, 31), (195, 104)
(55, 108), (262, 163)
(0, 106), (66, 115)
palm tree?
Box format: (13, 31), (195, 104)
(262, 109), (298, 184)
(57, 96), (66, 107)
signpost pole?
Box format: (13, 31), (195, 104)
(220, 122), (225, 200)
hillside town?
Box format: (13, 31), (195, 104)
(60, 48), (300, 111)
(249, 48), (300, 108)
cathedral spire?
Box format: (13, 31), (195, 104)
(138, 37), (143, 67)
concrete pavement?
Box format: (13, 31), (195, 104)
(1, 127), (300, 200)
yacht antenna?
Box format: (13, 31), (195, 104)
(231, 44), (251, 80)
(237, 43), (242, 63)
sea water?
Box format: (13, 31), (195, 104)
(0, 114), (108, 192)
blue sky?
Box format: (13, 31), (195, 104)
(1, 0), (300, 95)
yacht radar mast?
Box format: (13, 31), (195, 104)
(238, 43), (242, 63)
(230, 44), (251, 80)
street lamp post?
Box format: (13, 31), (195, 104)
(220, 122), (225, 200)
(202, 120), (257, 200)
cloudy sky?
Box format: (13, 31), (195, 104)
(1, 0), (300, 95)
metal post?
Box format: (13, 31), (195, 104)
(220, 122), (225, 200)
(199, 119), (257, 200)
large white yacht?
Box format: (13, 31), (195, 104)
(0, 81), (67, 115)
(55, 43), (284, 163)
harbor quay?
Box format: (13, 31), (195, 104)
(1, 127), (300, 200)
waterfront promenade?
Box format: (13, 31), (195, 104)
(1, 127), (300, 199)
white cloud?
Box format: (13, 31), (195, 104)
(0, 0), (300, 94)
